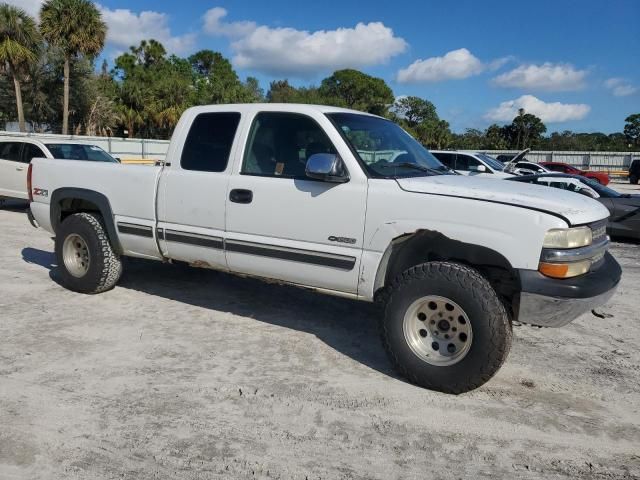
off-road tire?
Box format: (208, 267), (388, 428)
(55, 213), (122, 294)
(380, 261), (512, 394)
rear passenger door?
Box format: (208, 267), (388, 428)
(0, 142), (27, 199)
(156, 111), (242, 270)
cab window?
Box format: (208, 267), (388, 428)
(456, 154), (481, 171)
(242, 112), (337, 179)
(432, 152), (454, 168)
(181, 112), (241, 172)
(0, 142), (22, 162)
(22, 144), (46, 163)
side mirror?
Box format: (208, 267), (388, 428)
(470, 164), (487, 172)
(305, 153), (349, 183)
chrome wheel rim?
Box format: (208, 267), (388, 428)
(62, 234), (90, 278)
(403, 295), (473, 366)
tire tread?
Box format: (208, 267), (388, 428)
(380, 261), (512, 394)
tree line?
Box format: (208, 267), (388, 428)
(1, 1), (639, 150)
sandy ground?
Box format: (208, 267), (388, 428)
(1, 183), (640, 479)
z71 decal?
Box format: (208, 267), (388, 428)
(32, 188), (48, 198)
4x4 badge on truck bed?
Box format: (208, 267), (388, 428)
(328, 236), (356, 244)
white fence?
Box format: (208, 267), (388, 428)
(0, 131), (170, 161)
(2, 131), (638, 171)
(480, 150), (639, 172)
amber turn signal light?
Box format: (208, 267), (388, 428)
(539, 260), (590, 279)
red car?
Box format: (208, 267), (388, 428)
(539, 161), (610, 185)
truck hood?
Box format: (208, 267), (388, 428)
(396, 175), (610, 226)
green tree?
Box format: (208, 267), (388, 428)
(624, 114), (640, 147)
(394, 96), (438, 127)
(0, 4), (41, 132)
(319, 69), (394, 115)
(415, 119), (452, 149)
(39, 0), (106, 134)
(483, 124), (508, 149)
(508, 109), (546, 149)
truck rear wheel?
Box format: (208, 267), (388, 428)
(380, 261), (512, 394)
(55, 212), (122, 294)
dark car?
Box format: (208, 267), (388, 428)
(508, 173), (640, 240)
(630, 159), (640, 185)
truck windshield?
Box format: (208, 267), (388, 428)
(326, 113), (449, 178)
(45, 143), (118, 162)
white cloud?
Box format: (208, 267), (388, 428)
(396, 48), (502, 83)
(98, 6), (196, 55)
(492, 63), (587, 91)
(4, 1), (196, 55)
(484, 95), (590, 123)
(604, 78), (638, 97)
(201, 8), (407, 77)
(202, 7), (257, 37)
(3, 0), (43, 17)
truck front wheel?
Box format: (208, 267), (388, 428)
(381, 261), (512, 394)
(55, 212), (122, 294)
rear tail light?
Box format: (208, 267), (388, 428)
(27, 163), (33, 202)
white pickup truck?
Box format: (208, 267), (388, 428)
(29, 104), (622, 393)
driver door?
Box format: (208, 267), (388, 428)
(225, 111), (367, 294)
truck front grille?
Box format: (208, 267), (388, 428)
(590, 220), (608, 244)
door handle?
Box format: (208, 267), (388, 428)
(229, 189), (253, 204)
(16, 167), (24, 171)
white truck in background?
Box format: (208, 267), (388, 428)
(28, 104), (621, 393)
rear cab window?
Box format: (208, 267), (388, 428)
(181, 112), (241, 172)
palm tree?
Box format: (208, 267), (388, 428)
(39, 0), (106, 135)
(0, 4), (41, 132)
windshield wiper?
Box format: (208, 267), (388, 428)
(382, 162), (447, 176)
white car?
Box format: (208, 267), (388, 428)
(28, 103), (621, 394)
(0, 137), (118, 201)
(502, 149), (550, 176)
(430, 150), (514, 178)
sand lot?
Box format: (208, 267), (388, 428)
(1, 184), (639, 479)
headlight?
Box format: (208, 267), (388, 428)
(543, 227), (592, 249)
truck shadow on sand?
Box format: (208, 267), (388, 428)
(22, 247), (400, 383)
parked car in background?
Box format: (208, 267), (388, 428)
(539, 161), (610, 185)
(629, 159), (640, 184)
(508, 173), (640, 240)
(500, 149), (548, 176)
(28, 103), (621, 393)
(0, 138), (118, 201)
(508, 161), (550, 175)
(430, 150), (513, 178)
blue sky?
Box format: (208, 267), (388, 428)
(16, 0), (640, 133)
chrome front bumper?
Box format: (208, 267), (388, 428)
(516, 252), (621, 327)
(518, 285), (618, 327)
